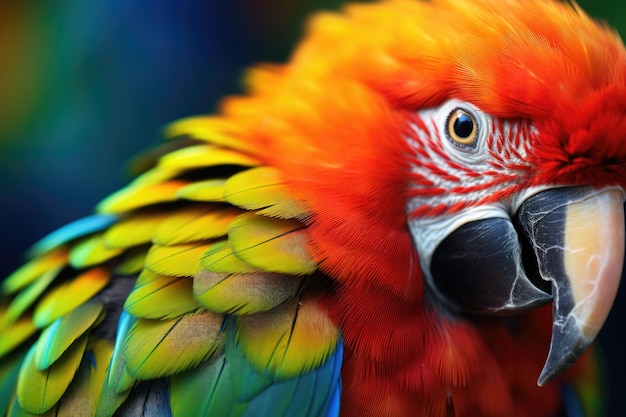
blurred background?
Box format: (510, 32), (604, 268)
(0, 0), (624, 415)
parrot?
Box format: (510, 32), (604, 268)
(1, 0), (626, 416)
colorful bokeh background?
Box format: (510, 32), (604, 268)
(0, 1), (624, 415)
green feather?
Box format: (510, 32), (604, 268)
(1, 251), (67, 295)
(124, 310), (225, 379)
(68, 235), (123, 269)
(34, 300), (103, 370)
(124, 271), (199, 319)
(0, 349), (27, 416)
(0, 269), (58, 331)
(170, 355), (246, 417)
(16, 335), (88, 414)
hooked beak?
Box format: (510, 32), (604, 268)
(427, 186), (625, 385)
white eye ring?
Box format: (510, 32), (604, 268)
(438, 101), (489, 163)
(446, 108), (478, 148)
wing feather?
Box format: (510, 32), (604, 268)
(123, 310), (224, 379)
(170, 355), (246, 417)
(235, 295), (339, 379)
(165, 117), (253, 152)
(103, 212), (168, 249)
(1, 251), (68, 295)
(124, 271), (200, 319)
(68, 235), (124, 268)
(153, 206), (241, 246)
(50, 339), (114, 417)
(176, 179), (227, 202)
(0, 269), (59, 331)
(0, 350), (27, 416)
(28, 215), (117, 258)
(33, 268), (110, 328)
(144, 243), (212, 277)
(199, 240), (258, 274)
(16, 335), (88, 414)
(228, 213), (317, 275)
(159, 144), (260, 170)
(194, 271), (303, 315)
(97, 181), (187, 214)
(33, 300), (104, 370)
(0, 316), (37, 359)
(224, 167), (306, 219)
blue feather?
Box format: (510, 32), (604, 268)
(107, 311), (136, 393)
(559, 383), (584, 417)
(241, 337), (343, 417)
(169, 325), (343, 417)
(28, 214), (118, 256)
(326, 383), (341, 417)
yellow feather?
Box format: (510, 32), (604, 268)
(176, 179), (226, 202)
(165, 116), (251, 151)
(53, 339), (114, 417)
(228, 213), (317, 275)
(34, 300), (104, 370)
(114, 247), (149, 275)
(198, 240), (257, 274)
(129, 165), (180, 187)
(158, 144), (260, 170)
(224, 167), (307, 218)
(144, 243), (212, 277)
(69, 235), (123, 269)
(124, 271), (200, 319)
(194, 270), (303, 315)
(33, 268), (110, 329)
(236, 295), (339, 379)
(124, 311), (224, 379)
(0, 315), (37, 358)
(97, 181), (186, 214)
(153, 207), (241, 246)
(0, 269), (58, 331)
(103, 212), (167, 249)
(16, 335), (88, 414)
(2, 250), (67, 295)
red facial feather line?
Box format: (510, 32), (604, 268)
(404, 103), (533, 218)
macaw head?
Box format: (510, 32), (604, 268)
(212, 0), (626, 391)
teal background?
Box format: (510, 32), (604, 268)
(0, 1), (624, 415)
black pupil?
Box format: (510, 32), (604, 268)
(453, 113), (473, 138)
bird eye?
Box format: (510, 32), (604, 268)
(446, 108), (478, 148)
